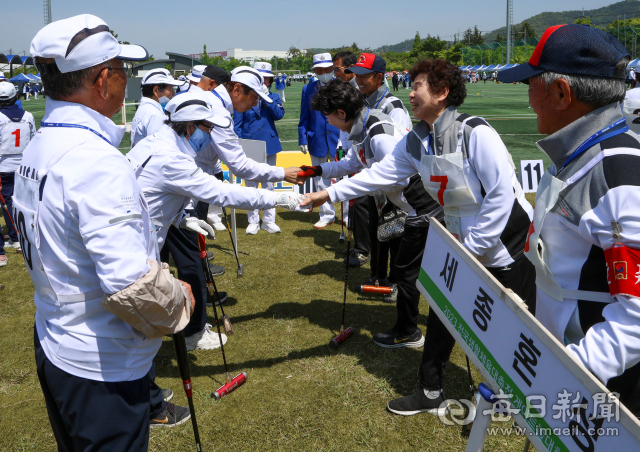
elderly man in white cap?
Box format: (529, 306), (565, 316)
(130, 68), (183, 147)
(298, 53), (340, 228)
(19, 14), (196, 449)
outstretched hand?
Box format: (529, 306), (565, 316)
(284, 166), (304, 185)
(299, 190), (330, 209)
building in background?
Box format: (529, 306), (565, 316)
(132, 52), (202, 77)
(189, 48), (291, 66)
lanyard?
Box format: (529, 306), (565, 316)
(40, 122), (113, 146)
(211, 89), (226, 108)
(560, 118), (628, 171)
(362, 108), (371, 144)
(374, 89), (388, 109)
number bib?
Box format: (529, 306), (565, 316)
(13, 170), (59, 304)
(0, 115), (31, 155)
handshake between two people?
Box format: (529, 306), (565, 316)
(276, 165), (331, 212)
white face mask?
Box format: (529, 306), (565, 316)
(317, 72), (334, 84)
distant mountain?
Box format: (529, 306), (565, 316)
(484, 0), (640, 42)
(374, 0), (640, 52)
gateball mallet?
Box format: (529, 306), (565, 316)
(197, 234), (247, 399)
(197, 234), (233, 335)
(173, 331), (203, 452)
(220, 206), (243, 278)
(339, 201), (345, 244)
(329, 212), (354, 349)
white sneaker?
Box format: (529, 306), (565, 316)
(0, 255), (7, 267)
(5, 240), (21, 252)
(246, 223), (260, 235)
(261, 222), (281, 233)
(313, 220), (335, 229)
(185, 324), (228, 351)
(212, 222), (226, 231)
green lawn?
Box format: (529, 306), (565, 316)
(0, 81), (545, 451)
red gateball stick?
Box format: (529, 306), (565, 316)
(359, 285), (393, 295)
(212, 372), (248, 400)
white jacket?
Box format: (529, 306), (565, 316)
(130, 97), (166, 147)
(20, 100), (160, 381)
(127, 125), (278, 246)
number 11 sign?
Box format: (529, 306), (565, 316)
(520, 159), (544, 193)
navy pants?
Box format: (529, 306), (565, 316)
(0, 171), (18, 255)
(35, 328), (162, 452)
(367, 196), (400, 281)
(350, 196), (370, 256)
(160, 224), (208, 337)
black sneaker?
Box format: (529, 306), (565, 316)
(361, 276), (391, 287)
(372, 327), (424, 349)
(207, 251), (215, 261)
(208, 262), (225, 276)
(161, 388), (173, 402)
(387, 388), (449, 416)
(150, 402), (191, 428)
(206, 291), (228, 307)
(342, 247), (354, 255)
(344, 251), (370, 267)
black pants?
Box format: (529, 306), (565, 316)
(0, 171), (18, 255)
(351, 196), (370, 256)
(195, 171), (224, 222)
(367, 196), (399, 281)
(393, 224), (430, 335)
(35, 328), (158, 452)
(160, 225), (207, 337)
(419, 256), (536, 390)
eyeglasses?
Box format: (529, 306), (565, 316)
(334, 66), (346, 73)
(197, 121), (215, 133)
(91, 62), (133, 84)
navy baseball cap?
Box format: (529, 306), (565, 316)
(346, 53), (386, 75)
(498, 24), (629, 84)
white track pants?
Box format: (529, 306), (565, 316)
(246, 154), (277, 225)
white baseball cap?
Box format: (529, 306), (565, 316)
(30, 14), (148, 74)
(0, 74), (5, 80)
(230, 66), (273, 104)
(164, 92), (231, 128)
(253, 62), (274, 78)
(313, 53), (333, 69)
(0, 82), (17, 100)
(187, 65), (207, 82)
(142, 68), (183, 86)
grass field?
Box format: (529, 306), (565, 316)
(1, 81), (544, 451)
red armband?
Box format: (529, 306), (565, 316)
(605, 243), (640, 298)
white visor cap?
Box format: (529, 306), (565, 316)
(165, 92), (231, 129)
(0, 82), (17, 100)
(230, 66), (272, 104)
(30, 14), (148, 74)
(187, 65), (207, 82)
(142, 68), (183, 86)
(313, 53), (333, 68)
(253, 62), (274, 78)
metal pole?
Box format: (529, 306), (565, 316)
(506, 0), (511, 64)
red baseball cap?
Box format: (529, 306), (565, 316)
(345, 53), (387, 75)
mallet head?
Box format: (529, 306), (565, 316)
(339, 233), (345, 244)
(237, 263), (244, 278)
(212, 372), (247, 400)
(329, 327), (354, 349)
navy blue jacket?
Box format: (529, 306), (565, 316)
(298, 79), (339, 158)
(233, 90), (285, 156)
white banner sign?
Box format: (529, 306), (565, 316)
(520, 159), (544, 193)
(417, 221), (640, 451)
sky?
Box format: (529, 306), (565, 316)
(0, 0), (621, 59)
